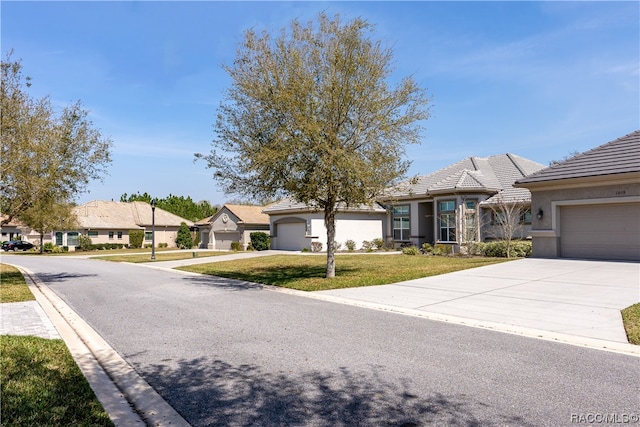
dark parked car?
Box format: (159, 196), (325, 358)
(2, 240), (34, 251)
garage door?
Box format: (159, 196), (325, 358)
(276, 222), (307, 251)
(214, 231), (241, 250)
(560, 202), (640, 261)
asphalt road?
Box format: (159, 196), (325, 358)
(5, 256), (639, 426)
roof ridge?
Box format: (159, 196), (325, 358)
(505, 153), (527, 177)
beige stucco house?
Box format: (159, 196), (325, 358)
(263, 199), (386, 251)
(0, 215), (53, 246)
(196, 204), (269, 250)
(515, 130), (640, 261)
(54, 200), (193, 250)
(379, 153), (546, 251)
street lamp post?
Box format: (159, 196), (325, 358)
(150, 198), (156, 260)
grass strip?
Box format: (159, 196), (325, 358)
(621, 303), (640, 345)
(178, 254), (510, 291)
(0, 335), (114, 426)
(93, 250), (233, 263)
(0, 264), (35, 303)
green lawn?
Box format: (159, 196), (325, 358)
(0, 263), (114, 426)
(92, 250), (233, 263)
(178, 254), (511, 291)
(0, 264), (35, 303)
(622, 303), (640, 345)
(1, 335), (114, 427)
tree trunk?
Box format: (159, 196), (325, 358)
(324, 205), (337, 278)
(39, 233), (44, 254)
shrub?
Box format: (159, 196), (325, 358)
(175, 222), (193, 249)
(129, 230), (144, 249)
(43, 242), (55, 253)
(144, 244), (152, 249)
(345, 239), (356, 252)
(310, 241), (323, 252)
(301, 247), (310, 252)
(76, 235), (92, 251)
(250, 232), (270, 251)
(230, 241), (243, 251)
(158, 242), (168, 248)
(361, 240), (374, 252)
(478, 240), (532, 258)
(420, 243), (433, 254)
(402, 245), (419, 255)
(334, 241), (342, 251)
(432, 244), (453, 256)
(372, 238), (385, 250)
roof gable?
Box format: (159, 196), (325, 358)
(223, 204), (270, 225)
(516, 130), (640, 185)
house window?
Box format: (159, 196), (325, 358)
(55, 232), (63, 246)
(117, 231), (123, 240)
(108, 231), (114, 240)
(67, 232), (79, 246)
(145, 232), (153, 241)
(392, 205), (410, 241)
(438, 200), (456, 242)
(520, 208), (532, 224)
(463, 200), (478, 241)
(88, 231), (98, 238)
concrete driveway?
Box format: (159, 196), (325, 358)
(317, 258), (639, 346)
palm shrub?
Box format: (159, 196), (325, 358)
(345, 240), (356, 252)
(372, 238), (385, 250)
(250, 232), (270, 251)
(402, 245), (419, 255)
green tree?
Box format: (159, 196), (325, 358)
(175, 222), (192, 249)
(18, 197), (77, 253)
(120, 192), (218, 222)
(1, 51), (112, 225)
(196, 13), (430, 278)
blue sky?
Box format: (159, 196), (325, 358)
(3, 1), (639, 206)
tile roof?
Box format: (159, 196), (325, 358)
(262, 199), (386, 214)
(73, 201), (193, 229)
(386, 153), (546, 198)
(224, 204), (270, 225)
(516, 130), (640, 185)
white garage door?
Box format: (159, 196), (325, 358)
(276, 223), (307, 251)
(560, 202), (640, 261)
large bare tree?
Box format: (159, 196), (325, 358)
(1, 51), (112, 226)
(197, 13), (430, 277)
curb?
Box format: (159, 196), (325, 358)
(15, 265), (191, 427)
(270, 286), (640, 357)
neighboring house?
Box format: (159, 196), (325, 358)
(263, 199), (387, 251)
(0, 215), (52, 246)
(196, 204), (270, 250)
(515, 130), (640, 261)
(54, 200), (193, 250)
(379, 153), (546, 252)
